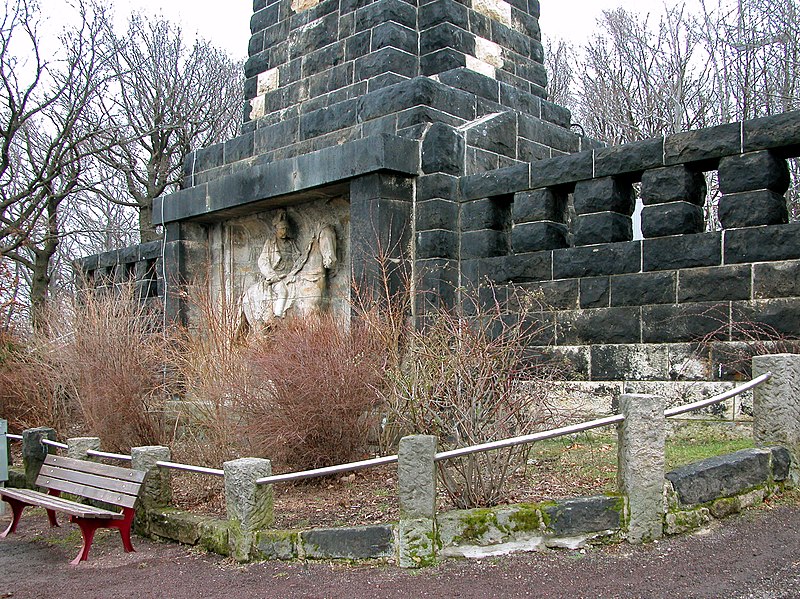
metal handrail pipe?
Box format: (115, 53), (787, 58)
(6, 433), (22, 441)
(42, 439), (68, 450)
(434, 414), (626, 462)
(156, 460), (225, 477)
(664, 372), (772, 418)
(257, 454), (399, 485)
(86, 449), (133, 461)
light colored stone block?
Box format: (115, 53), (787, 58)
(257, 68), (279, 96)
(67, 437), (100, 461)
(291, 0), (320, 13)
(465, 56), (495, 79)
(474, 37), (504, 69)
(131, 445), (172, 509)
(472, 0), (512, 28)
(249, 95), (266, 121)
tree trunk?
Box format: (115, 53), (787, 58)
(139, 200), (160, 243)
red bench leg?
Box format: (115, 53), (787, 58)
(70, 517), (102, 565)
(0, 497), (26, 537)
(112, 509), (136, 553)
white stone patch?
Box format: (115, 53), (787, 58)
(257, 68), (280, 96)
(472, 0), (512, 28)
(465, 55), (495, 79)
(291, 0), (320, 13)
(441, 536), (547, 558)
(249, 95), (266, 121)
(474, 36), (504, 69)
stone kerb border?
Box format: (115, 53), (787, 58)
(4, 355), (798, 566)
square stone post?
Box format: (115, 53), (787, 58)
(223, 457), (274, 562)
(22, 427), (56, 488)
(397, 434), (438, 568)
(753, 354), (800, 485)
(67, 437), (101, 461)
(131, 445), (172, 509)
(617, 394), (666, 543)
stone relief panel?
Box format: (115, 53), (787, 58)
(210, 198), (350, 331)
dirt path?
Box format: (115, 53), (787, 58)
(1, 502), (799, 599)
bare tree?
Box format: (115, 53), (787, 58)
(95, 15), (243, 243)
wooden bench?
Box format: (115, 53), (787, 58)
(0, 453), (145, 564)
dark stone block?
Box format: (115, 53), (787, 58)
(518, 115), (579, 153)
(724, 223), (800, 264)
(594, 138), (664, 178)
(358, 77), (476, 123)
(461, 229), (510, 258)
(253, 0), (267, 11)
(254, 117), (299, 153)
(533, 279), (578, 310)
(300, 100), (358, 140)
(553, 241), (641, 279)
(355, 47), (418, 81)
(610, 271), (676, 307)
(249, 32), (265, 56)
(465, 111), (517, 158)
(422, 123), (465, 175)
(223, 132), (255, 165)
(288, 13), (338, 59)
(678, 265), (751, 303)
(641, 303), (729, 343)
(544, 497), (621, 536)
(194, 143), (224, 173)
(460, 164), (529, 200)
(345, 31), (372, 61)
(518, 138), (551, 162)
(666, 448), (771, 505)
(499, 84), (542, 117)
(416, 258), (459, 311)
(416, 229), (458, 260)
(640, 165), (706, 205)
(476, 251), (552, 284)
(465, 147), (500, 175)
(743, 110), (800, 155)
(580, 277), (609, 309)
(642, 232), (721, 272)
(301, 526), (394, 559)
(461, 197), (511, 231)
(416, 199), (459, 231)
(732, 299), (800, 338)
(419, 0), (469, 30)
(718, 190), (788, 229)
(664, 123), (741, 168)
(356, 0), (417, 30)
(437, 68), (499, 103)
(420, 22), (475, 56)
(573, 212), (633, 246)
(417, 173), (459, 201)
(370, 21), (418, 54)
(718, 151), (790, 194)
(420, 48), (467, 76)
(573, 177), (634, 215)
(512, 189), (567, 223)
(529, 151), (594, 189)
(490, 20), (530, 57)
(251, 6), (279, 34)
(557, 306), (641, 345)
(511, 221), (567, 252)
(771, 447), (791, 482)
(753, 260), (800, 299)
(539, 102), (572, 130)
(641, 202), (705, 238)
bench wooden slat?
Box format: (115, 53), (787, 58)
(44, 455), (145, 483)
(0, 488), (123, 519)
(39, 464), (142, 496)
(34, 475), (138, 509)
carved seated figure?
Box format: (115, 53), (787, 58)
(242, 208), (337, 330)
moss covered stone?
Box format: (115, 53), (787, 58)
(146, 508), (210, 545)
(253, 529), (299, 560)
(199, 519), (230, 556)
(665, 508), (711, 535)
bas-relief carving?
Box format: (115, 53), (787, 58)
(214, 199), (349, 331)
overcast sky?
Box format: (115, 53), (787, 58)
(111, 0), (690, 59)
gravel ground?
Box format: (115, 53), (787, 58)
(1, 502), (799, 599)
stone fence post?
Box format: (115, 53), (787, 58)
(397, 434), (438, 568)
(617, 394), (666, 543)
(223, 457), (274, 561)
(67, 437), (101, 461)
(22, 427), (56, 488)
(753, 354), (800, 485)
(131, 445), (172, 510)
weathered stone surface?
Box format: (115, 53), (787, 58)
(461, 229), (509, 258)
(199, 519), (230, 556)
(223, 457), (274, 531)
(752, 354), (800, 484)
(640, 165), (707, 205)
(66, 437), (100, 461)
(511, 221), (568, 252)
(770, 446), (791, 482)
(666, 448), (772, 506)
(253, 530), (298, 560)
(573, 178), (635, 215)
(618, 394), (665, 543)
(529, 151), (593, 189)
(743, 110), (800, 153)
(610, 271), (676, 307)
(146, 509), (209, 545)
(677, 265), (751, 303)
(398, 517), (437, 568)
(573, 212), (633, 246)
(754, 260), (800, 299)
(544, 496), (622, 536)
(512, 188), (567, 223)
(461, 197), (511, 231)
(664, 123), (741, 166)
(641, 202), (704, 238)
(131, 446), (172, 510)
(422, 123), (465, 175)
(718, 190), (788, 229)
(557, 307), (641, 345)
(461, 164), (529, 200)
(398, 435), (437, 519)
(417, 230), (459, 259)
(301, 526), (395, 559)
(724, 223), (800, 264)
(665, 508), (712, 535)
(22, 427), (56, 488)
(590, 344), (670, 381)
(718, 151), (790, 194)
(594, 138), (664, 178)
(641, 302), (729, 344)
(579, 277), (610, 309)
(733, 299), (800, 339)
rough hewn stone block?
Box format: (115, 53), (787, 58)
(301, 526), (395, 559)
(579, 277), (610, 309)
(573, 177), (634, 215)
(461, 229), (509, 258)
(724, 223), (800, 264)
(573, 212), (632, 246)
(718, 151), (790, 194)
(557, 306), (641, 345)
(718, 190), (788, 229)
(664, 123), (741, 167)
(642, 232), (721, 272)
(753, 260), (800, 299)
(512, 188), (567, 223)
(641, 202), (704, 238)
(544, 497), (622, 536)
(610, 271), (676, 307)
(461, 164), (529, 199)
(678, 265), (751, 303)
(640, 165), (706, 206)
(511, 221), (567, 252)
(594, 138), (664, 178)
(553, 242), (641, 279)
